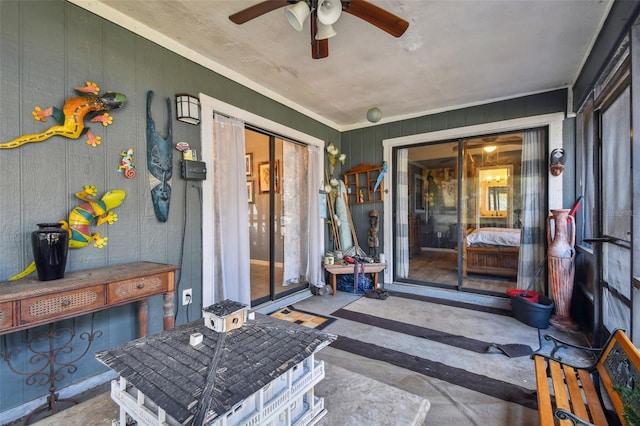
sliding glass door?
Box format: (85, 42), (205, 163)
(396, 131), (543, 296)
(245, 129), (309, 305)
(460, 135), (525, 294)
(403, 141), (460, 287)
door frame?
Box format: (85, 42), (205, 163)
(199, 94), (324, 306)
(592, 64), (633, 340)
(381, 113), (565, 285)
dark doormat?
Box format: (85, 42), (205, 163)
(390, 291), (512, 316)
(331, 335), (538, 410)
(331, 308), (531, 356)
(486, 343), (533, 358)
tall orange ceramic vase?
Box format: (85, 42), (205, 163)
(547, 209), (579, 330)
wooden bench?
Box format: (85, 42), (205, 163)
(532, 329), (640, 425)
(323, 262), (386, 296)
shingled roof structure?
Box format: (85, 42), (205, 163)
(95, 302), (336, 425)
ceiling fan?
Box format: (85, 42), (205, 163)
(229, 0), (409, 59)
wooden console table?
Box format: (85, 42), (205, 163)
(0, 261), (179, 336)
(0, 261), (179, 423)
(324, 262), (387, 296)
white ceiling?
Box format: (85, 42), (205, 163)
(72, 0), (612, 131)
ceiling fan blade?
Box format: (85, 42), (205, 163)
(311, 11), (329, 59)
(229, 0), (292, 24)
(342, 0), (409, 38)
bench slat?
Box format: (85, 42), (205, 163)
(549, 359), (573, 425)
(577, 368), (608, 426)
(534, 355), (554, 425)
(563, 364), (590, 422)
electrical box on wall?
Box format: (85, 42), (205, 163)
(181, 160), (207, 181)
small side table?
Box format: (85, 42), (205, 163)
(0, 261), (178, 423)
(323, 262), (387, 296)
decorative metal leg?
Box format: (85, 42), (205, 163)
(0, 314), (102, 424)
(548, 335), (569, 359)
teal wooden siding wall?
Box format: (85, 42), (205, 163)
(0, 0), (337, 415)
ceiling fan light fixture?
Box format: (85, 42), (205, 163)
(315, 21), (336, 40)
(483, 145), (497, 153)
(229, 0), (410, 59)
(317, 0), (342, 25)
(285, 1), (310, 31)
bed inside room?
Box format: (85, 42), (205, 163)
(463, 227), (520, 278)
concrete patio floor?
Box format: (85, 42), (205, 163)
(24, 289), (590, 426)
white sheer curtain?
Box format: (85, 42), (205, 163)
(282, 141), (309, 286)
(306, 145), (325, 287)
(395, 148), (409, 278)
(212, 113), (250, 305)
(517, 129), (546, 292)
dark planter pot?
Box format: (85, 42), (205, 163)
(511, 294), (555, 329)
(32, 223), (69, 281)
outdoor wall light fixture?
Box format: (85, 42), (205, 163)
(367, 107), (382, 123)
(175, 94), (200, 125)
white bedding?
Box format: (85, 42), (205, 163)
(466, 227), (521, 247)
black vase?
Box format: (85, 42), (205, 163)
(32, 223), (69, 281)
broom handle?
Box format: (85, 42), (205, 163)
(342, 185), (359, 247)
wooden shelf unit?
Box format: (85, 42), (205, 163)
(343, 163), (384, 204)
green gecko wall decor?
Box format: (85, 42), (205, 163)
(8, 186), (126, 281)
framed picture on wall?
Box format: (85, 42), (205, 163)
(245, 153), (253, 176)
(258, 160), (281, 193)
(247, 180), (254, 203)
(274, 159), (280, 194)
(258, 162), (270, 193)
(414, 174), (425, 212)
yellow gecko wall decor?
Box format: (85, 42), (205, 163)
(0, 82), (126, 149)
(8, 186), (126, 281)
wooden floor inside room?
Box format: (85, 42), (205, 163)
(408, 249), (516, 294)
(250, 250), (517, 301)
(250, 262), (283, 300)
(250, 262), (309, 301)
